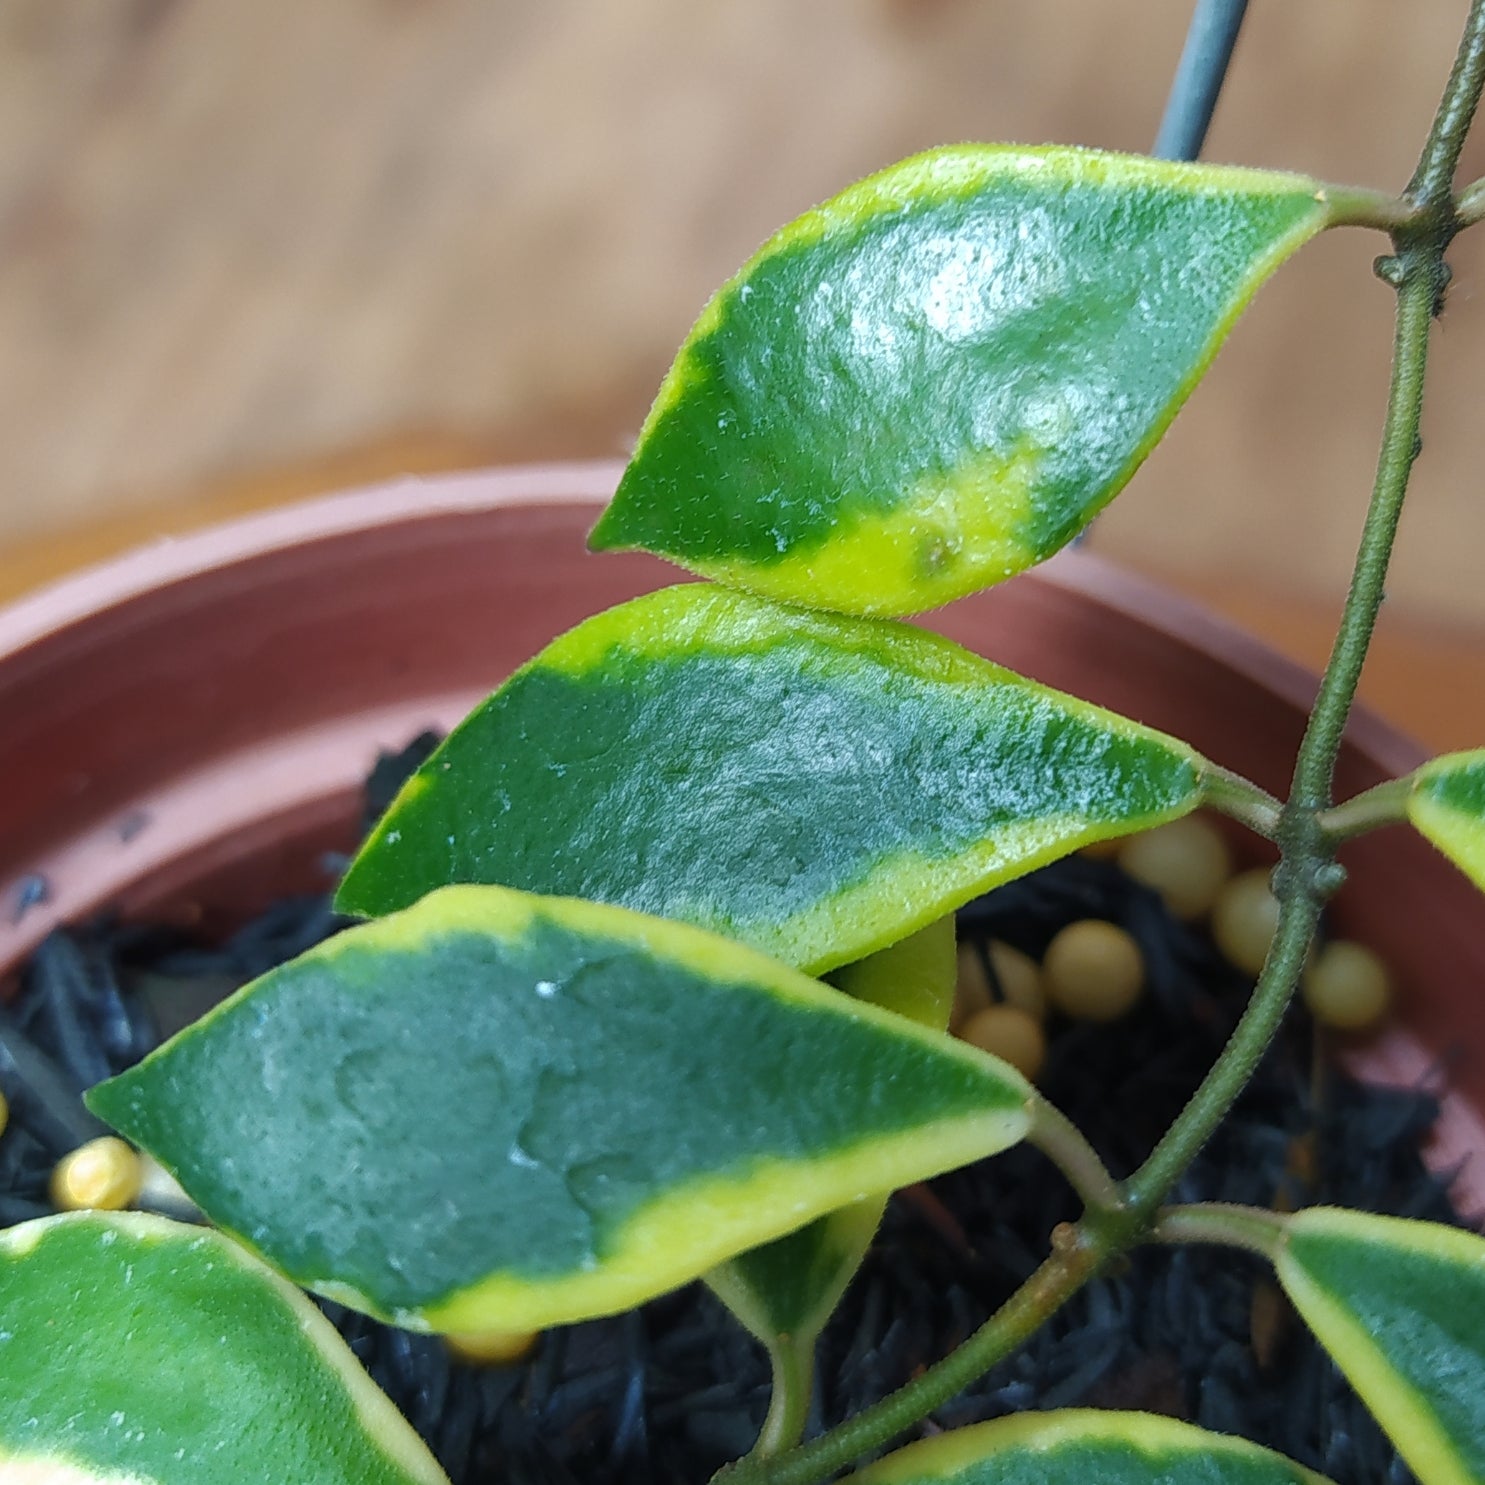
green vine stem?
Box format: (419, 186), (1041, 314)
(1407, 3), (1485, 211)
(718, 4), (1485, 1481)
(752, 1336), (815, 1460)
(1289, 306), (1446, 811)
(1201, 765), (1282, 839)
(1459, 177), (1485, 225)
(1317, 774), (1414, 842)
(1125, 0), (1485, 1216)
(1122, 878), (1324, 1216)
(1124, 220), (1442, 1219)
(1151, 1202), (1287, 1260)
(1320, 184), (1427, 233)
(717, 1234), (1103, 1485)
(1027, 1094), (1124, 1213)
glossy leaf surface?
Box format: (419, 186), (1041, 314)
(1407, 750), (1485, 891)
(88, 887), (1031, 1335)
(590, 145), (1329, 616)
(0, 1212), (448, 1485)
(1277, 1207), (1485, 1485)
(845, 1409), (1330, 1485)
(336, 585), (1206, 975)
(707, 916), (958, 1440)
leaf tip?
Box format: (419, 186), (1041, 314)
(588, 466), (651, 554)
(585, 504), (625, 553)
(330, 867), (374, 920)
(80, 1072), (121, 1126)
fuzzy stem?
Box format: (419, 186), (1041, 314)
(1287, 273), (1440, 814)
(1121, 0), (1485, 1218)
(1027, 1095), (1124, 1214)
(751, 1336), (814, 1459)
(1317, 774), (1414, 843)
(716, 1234), (1102, 1485)
(1459, 177), (1485, 225)
(1152, 1202), (1288, 1259)
(1320, 184), (1426, 233)
(1201, 765), (1283, 839)
(1125, 259), (1437, 1220)
(1123, 884), (1322, 1214)
(1407, 1), (1485, 211)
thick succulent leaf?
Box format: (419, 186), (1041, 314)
(335, 585), (1206, 975)
(0, 1212), (448, 1485)
(1276, 1207), (1485, 1485)
(87, 886), (1031, 1335)
(1406, 750), (1485, 890)
(590, 145), (1330, 617)
(844, 1409), (1331, 1485)
(707, 917), (958, 1417)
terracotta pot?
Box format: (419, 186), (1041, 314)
(2, 461), (1481, 1208)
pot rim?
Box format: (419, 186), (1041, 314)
(0, 460), (627, 662)
(0, 461), (1427, 781)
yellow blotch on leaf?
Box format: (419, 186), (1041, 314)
(703, 442), (1041, 618)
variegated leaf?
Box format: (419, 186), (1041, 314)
(336, 585), (1209, 976)
(88, 887), (1030, 1335)
(844, 1409), (1331, 1485)
(1277, 1207), (1485, 1485)
(707, 916), (959, 1450)
(591, 145), (1331, 616)
(0, 1212), (448, 1485)
(1406, 750), (1485, 892)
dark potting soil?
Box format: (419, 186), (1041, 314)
(0, 734), (1472, 1485)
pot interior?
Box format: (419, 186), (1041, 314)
(1, 464), (1481, 1208)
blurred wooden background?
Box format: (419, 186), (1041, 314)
(1, 0), (1483, 742)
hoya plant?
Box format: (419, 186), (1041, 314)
(8, 6), (1485, 1485)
